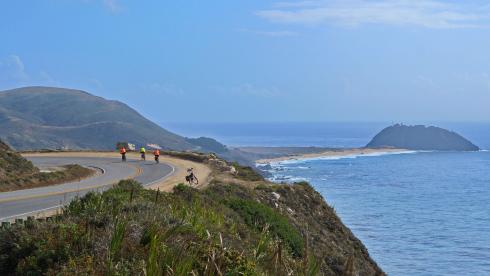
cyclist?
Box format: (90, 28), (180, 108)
(119, 147), (127, 162)
(153, 149), (160, 164)
(185, 168), (198, 185)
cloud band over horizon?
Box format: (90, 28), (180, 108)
(256, 0), (490, 29)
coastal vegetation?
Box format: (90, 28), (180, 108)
(0, 151), (384, 275)
(230, 161), (264, 181)
(185, 137), (228, 154)
(0, 180), (310, 275)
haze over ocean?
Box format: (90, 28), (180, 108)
(164, 121), (490, 275)
(162, 122), (490, 149)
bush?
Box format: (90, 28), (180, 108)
(231, 162), (264, 181)
(116, 179), (143, 191)
(227, 198), (304, 257)
(0, 179), (310, 274)
(164, 151), (209, 163)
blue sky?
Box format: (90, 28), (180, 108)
(1, 0), (490, 123)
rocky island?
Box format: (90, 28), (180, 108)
(366, 124), (479, 151)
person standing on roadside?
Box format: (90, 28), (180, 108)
(120, 147), (127, 162)
(154, 148), (160, 164)
(140, 147), (146, 160)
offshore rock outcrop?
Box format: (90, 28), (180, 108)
(367, 124), (479, 151)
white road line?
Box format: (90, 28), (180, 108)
(144, 163), (177, 187)
(87, 165), (106, 174)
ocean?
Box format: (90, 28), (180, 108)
(163, 122), (490, 275)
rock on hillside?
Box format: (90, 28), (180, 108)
(0, 87), (216, 151)
(366, 124), (479, 151)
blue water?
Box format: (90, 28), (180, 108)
(267, 151), (490, 275)
(163, 122), (490, 275)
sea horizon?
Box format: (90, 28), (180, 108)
(161, 121), (490, 150)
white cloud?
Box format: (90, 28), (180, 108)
(39, 71), (61, 87)
(103, 0), (122, 13)
(228, 84), (282, 98)
(80, 0), (123, 13)
(140, 82), (185, 97)
(239, 28), (298, 37)
(0, 55), (29, 83)
(88, 78), (104, 90)
(256, 1), (490, 29)
(0, 55), (62, 90)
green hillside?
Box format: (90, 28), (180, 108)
(0, 140), (38, 180)
(0, 87), (201, 151)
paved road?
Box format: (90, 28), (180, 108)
(0, 156), (174, 222)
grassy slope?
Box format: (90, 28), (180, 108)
(0, 153), (384, 275)
(0, 87), (196, 151)
(0, 140), (38, 178)
(0, 140), (93, 192)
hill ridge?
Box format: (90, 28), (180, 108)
(0, 86), (220, 151)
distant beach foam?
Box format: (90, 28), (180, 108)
(256, 148), (417, 167)
(276, 150), (417, 166)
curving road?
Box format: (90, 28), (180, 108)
(0, 156), (175, 222)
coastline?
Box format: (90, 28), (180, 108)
(256, 147), (411, 164)
(4, 149), (386, 274)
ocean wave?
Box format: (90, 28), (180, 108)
(267, 175), (309, 183)
(265, 150), (419, 166)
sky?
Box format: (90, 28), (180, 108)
(1, 0), (490, 123)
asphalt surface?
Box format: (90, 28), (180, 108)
(0, 156), (174, 222)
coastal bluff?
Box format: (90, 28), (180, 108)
(366, 124), (479, 151)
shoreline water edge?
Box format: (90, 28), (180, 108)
(256, 148), (415, 166)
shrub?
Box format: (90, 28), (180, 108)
(116, 179), (143, 191)
(0, 179), (311, 274)
(230, 162), (264, 181)
(227, 198), (304, 257)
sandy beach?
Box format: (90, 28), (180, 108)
(256, 148), (409, 164)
